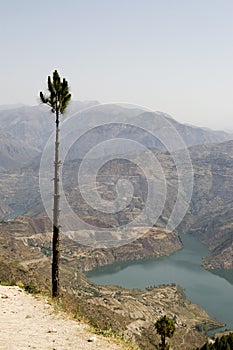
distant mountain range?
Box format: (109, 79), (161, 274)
(0, 101), (232, 171)
(0, 127), (39, 171)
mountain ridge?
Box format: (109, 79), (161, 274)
(0, 102), (232, 166)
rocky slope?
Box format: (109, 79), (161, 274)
(66, 228), (182, 272)
(0, 128), (40, 171)
(1, 103), (233, 268)
(0, 101), (99, 151)
(179, 141), (233, 270)
(1, 140), (233, 270)
(0, 218), (221, 350)
(0, 217), (182, 272)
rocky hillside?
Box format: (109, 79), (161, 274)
(0, 128), (40, 171)
(0, 101), (98, 151)
(1, 139), (233, 269)
(0, 102), (233, 269)
(0, 216), (182, 272)
(0, 217), (221, 350)
(179, 141), (233, 270)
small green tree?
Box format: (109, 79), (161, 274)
(197, 333), (233, 350)
(40, 70), (71, 297)
(155, 315), (176, 350)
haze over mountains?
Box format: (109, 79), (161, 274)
(0, 102), (233, 264)
(0, 102), (232, 171)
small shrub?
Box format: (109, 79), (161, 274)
(24, 284), (38, 294)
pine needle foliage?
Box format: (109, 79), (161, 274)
(155, 315), (176, 350)
(40, 70), (71, 117)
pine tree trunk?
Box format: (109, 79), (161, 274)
(52, 112), (60, 297)
(161, 334), (166, 350)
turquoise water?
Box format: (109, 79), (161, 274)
(86, 234), (233, 330)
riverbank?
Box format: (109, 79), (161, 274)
(87, 234), (233, 332)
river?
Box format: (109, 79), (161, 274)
(86, 234), (233, 331)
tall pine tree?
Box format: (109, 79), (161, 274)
(40, 70), (71, 297)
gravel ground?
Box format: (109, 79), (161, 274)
(0, 285), (124, 350)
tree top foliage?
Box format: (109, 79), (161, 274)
(155, 315), (176, 350)
(40, 70), (71, 115)
(155, 315), (176, 339)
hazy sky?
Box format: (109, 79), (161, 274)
(1, 0), (233, 130)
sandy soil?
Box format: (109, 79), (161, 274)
(0, 285), (124, 350)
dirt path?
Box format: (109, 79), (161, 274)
(0, 285), (124, 350)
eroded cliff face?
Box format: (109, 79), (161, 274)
(0, 217), (182, 272)
(202, 241), (233, 270)
(177, 142), (233, 271)
(65, 228), (182, 272)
